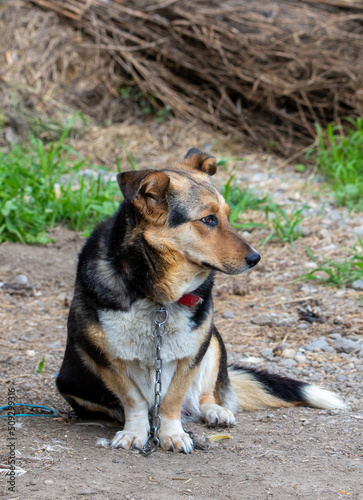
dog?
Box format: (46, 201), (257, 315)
(56, 147), (346, 453)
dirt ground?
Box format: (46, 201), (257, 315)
(0, 125), (362, 500)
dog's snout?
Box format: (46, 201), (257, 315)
(245, 251), (261, 268)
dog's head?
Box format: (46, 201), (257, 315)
(117, 148), (260, 302)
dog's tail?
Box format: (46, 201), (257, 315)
(228, 365), (346, 411)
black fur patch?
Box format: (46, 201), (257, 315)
(232, 366), (307, 402)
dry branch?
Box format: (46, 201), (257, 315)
(10, 1), (363, 154)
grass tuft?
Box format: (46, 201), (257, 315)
(0, 115), (121, 244)
(301, 239), (363, 287)
(306, 118), (363, 211)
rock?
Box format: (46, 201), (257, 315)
(297, 323), (308, 330)
(250, 313), (276, 326)
(353, 225), (363, 237)
(46, 341), (62, 349)
(44, 479), (54, 485)
(329, 333), (342, 339)
(334, 338), (360, 354)
(294, 353), (308, 364)
(261, 348), (274, 360)
(273, 343), (290, 356)
(357, 348), (363, 359)
(279, 358), (297, 368)
(281, 349), (296, 359)
(10, 338), (17, 343)
(222, 311), (235, 319)
(26, 350), (36, 357)
(300, 227), (312, 237)
(14, 274), (29, 286)
(351, 279), (363, 291)
(305, 339), (330, 352)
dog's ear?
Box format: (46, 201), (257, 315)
(183, 147), (217, 176)
(117, 170), (170, 223)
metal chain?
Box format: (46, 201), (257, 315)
(141, 306), (168, 456)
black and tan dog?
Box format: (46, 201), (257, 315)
(57, 148), (345, 453)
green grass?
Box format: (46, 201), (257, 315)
(219, 167), (306, 248)
(306, 118), (363, 211)
(261, 197), (306, 251)
(0, 116), (121, 244)
(220, 167), (267, 230)
(301, 238), (363, 287)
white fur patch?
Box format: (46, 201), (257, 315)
(99, 300), (198, 365)
(125, 360), (177, 408)
(302, 385), (347, 410)
(159, 417), (194, 453)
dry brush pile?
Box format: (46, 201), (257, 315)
(2, 0), (363, 155)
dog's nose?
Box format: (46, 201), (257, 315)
(245, 251), (261, 268)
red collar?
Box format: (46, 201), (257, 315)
(177, 293), (203, 307)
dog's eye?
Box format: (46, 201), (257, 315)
(201, 215), (217, 226)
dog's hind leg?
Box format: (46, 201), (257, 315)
(197, 335), (237, 427)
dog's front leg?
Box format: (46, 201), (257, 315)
(97, 366), (149, 450)
(159, 358), (198, 453)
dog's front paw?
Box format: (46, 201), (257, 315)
(201, 403), (236, 427)
(159, 418), (194, 453)
(97, 430), (148, 450)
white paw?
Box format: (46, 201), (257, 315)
(159, 418), (194, 453)
(201, 404), (236, 427)
(97, 430), (148, 450)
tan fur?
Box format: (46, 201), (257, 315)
(229, 369), (298, 411)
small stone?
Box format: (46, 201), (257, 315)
(26, 350), (36, 357)
(46, 341), (62, 349)
(250, 313), (276, 326)
(353, 225), (363, 237)
(351, 279), (363, 291)
(19, 336), (30, 342)
(300, 227), (312, 237)
(261, 348), (274, 360)
(305, 339), (330, 352)
(281, 348), (296, 359)
(297, 323), (308, 330)
(44, 479), (54, 485)
(273, 343), (290, 355)
(14, 274), (29, 286)
(10, 338), (17, 343)
(30, 479), (38, 485)
(222, 311), (235, 319)
(295, 353), (308, 364)
(357, 348), (363, 359)
(329, 333), (342, 340)
(334, 338), (360, 354)
(112, 458), (119, 463)
(279, 358), (297, 368)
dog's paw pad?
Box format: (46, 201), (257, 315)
(160, 432), (194, 454)
(201, 404), (236, 427)
(108, 430), (148, 450)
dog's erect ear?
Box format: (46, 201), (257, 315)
(117, 170), (170, 223)
(183, 147), (217, 176)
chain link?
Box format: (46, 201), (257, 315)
(141, 307), (168, 456)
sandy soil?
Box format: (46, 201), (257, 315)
(0, 141), (362, 500)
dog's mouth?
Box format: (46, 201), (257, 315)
(202, 251), (261, 275)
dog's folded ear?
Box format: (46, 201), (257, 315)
(117, 170), (170, 223)
(183, 148), (217, 176)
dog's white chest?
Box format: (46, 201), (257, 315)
(98, 301), (197, 365)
